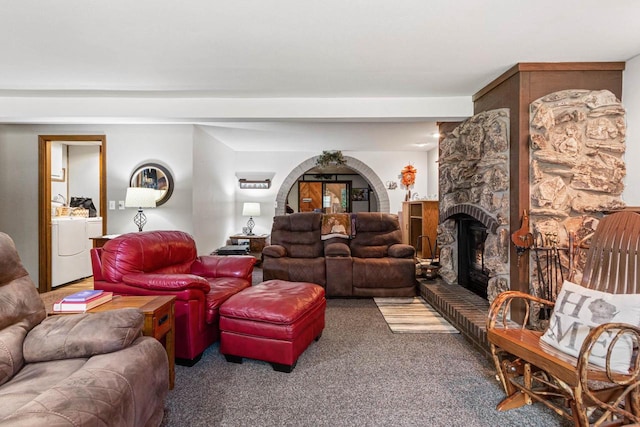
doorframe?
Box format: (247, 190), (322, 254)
(38, 135), (107, 293)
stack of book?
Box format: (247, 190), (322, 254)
(52, 289), (113, 313)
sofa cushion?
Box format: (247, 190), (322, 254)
(191, 255), (256, 279)
(350, 213), (404, 258)
(0, 232), (47, 387)
(352, 258), (416, 288)
(0, 234), (47, 332)
(101, 230), (197, 282)
(262, 257), (326, 286)
(262, 245), (286, 258)
(0, 358), (87, 420)
(388, 244), (415, 258)
(1, 337), (168, 427)
(0, 323), (29, 388)
(204, 277), (252, 324)
(23, 309), (144, 363)
(270, 212), (324, 258)
(124, 273), (211, 293)
(325, 241), (351, 257)
(220, 280), (325, 325)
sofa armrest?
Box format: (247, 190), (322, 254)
(123, 273), (211, 293)
(325, 241), (351, 257)
(262, 244), (287, 258)
(388, 244), (415, 258)
(24, 308), (144, 362)
(90, 247), (104, 281)
(191, 255), (256, 280)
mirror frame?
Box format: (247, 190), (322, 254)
(129, 162), (174, 206)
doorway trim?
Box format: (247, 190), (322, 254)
(38, 135), (107, 293)
(274, 155), (389, 216)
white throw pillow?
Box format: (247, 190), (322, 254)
(540, 280), (640, 373)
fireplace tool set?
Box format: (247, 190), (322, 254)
(530, 231), (566, 319)
(511, 210), (587, 321)
(416, 234), (440, 279)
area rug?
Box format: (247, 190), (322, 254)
(374, 297), (459, 333)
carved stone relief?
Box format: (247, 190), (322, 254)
(528, 89), (626, 311)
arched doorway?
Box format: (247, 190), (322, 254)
(274, 155), (389, 216)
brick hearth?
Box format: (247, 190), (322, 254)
(420, 278), (490, 360)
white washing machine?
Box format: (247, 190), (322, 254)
(51, 217), (103, 287)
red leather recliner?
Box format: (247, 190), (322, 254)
(91, 230), (256, 365)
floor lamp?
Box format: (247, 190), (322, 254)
(125, 187), (157, 231)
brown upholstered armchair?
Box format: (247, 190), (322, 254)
(0, 232), (168, 426)
(262, 212), (326, 286)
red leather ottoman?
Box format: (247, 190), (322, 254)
(219, 279), (326, 372)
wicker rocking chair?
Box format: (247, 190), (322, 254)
(487, 211), (640, 426)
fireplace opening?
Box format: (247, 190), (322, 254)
(457, 216), (489, 299)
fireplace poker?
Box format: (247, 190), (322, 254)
(552, 236), (564, 299)
(568, 231), (575, 281)
(532, 231), (550, 319)
(544, 232), (553, 303)
(538, 231), (563, 303)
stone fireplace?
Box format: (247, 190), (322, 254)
(422, 63), (626, 355)
(437, 109), (511, 302)
(435, 89), (626, 309)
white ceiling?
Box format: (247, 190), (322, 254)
(198, 121), (440, 152)
(1, 0), (639, 151)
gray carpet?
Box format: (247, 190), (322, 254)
(162, 298), (572, 427)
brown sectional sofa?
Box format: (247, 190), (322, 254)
(262, 212), (416, 297)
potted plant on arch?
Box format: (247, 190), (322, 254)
(315, 150), (346, 168)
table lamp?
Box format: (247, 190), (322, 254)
(242, 202), (261, 235)
(125, 187), (157, 231)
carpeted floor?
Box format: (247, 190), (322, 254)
(374, 297), (459, 333)
(162, 298), (572, 427)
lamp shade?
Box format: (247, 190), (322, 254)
(125, 187), (157, 208)
(242, 202), (261, 217)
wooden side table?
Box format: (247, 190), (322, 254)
(229, 234), (269, 266)
(55, 295), (176, 389)
(229, 234), (269, 252)
(90, 234), (121, 248)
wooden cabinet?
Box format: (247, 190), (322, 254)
(401, 201), (439, 259)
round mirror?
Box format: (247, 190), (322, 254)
(129, 163), (174, 206)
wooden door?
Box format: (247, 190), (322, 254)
(299, 182), (322, 212)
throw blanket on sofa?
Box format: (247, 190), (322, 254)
(321, 213), (352, 240)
